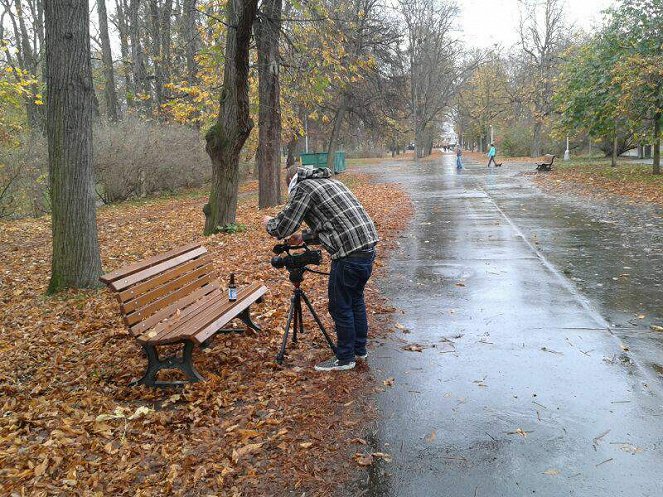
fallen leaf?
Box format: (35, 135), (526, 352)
(299, 442), (314, 449)
(543, 469), (560, 476)
(353, 452), (374, 466)
(232, 443), (263, 463)
(403, 344), (423, 352)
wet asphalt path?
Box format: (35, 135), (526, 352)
(363, 154), (663, 497)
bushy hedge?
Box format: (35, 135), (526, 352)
(0, 119), (212, 218)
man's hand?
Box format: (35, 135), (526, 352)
(262, 215), (273, 230)
(286, 233), (304, 246)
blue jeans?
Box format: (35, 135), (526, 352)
(456, 156), (463, 168)
(328, 252), (375, 362)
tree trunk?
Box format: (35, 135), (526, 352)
(97, 0), (120, 121)
(129, 0), (149, 109)
(44, 0), (103, 293)
(531, 121), (542, 157)
(286, 135), (298, 168)
(203, 0), (258, 235)
(148, 0), (164, 108)
(326, 102), (347, 172)
(611, 130), (618, 167)
(182, 0), (200, 82)
(255, 0), (282, 208)
(654, 108), (661, 175)
(114, 0), (134, 104)
(160, 0), (172, 88)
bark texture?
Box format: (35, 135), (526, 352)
(203, 0), (258, 234)
(45, 0), (103, 293)
(181, 0), (200, 82)
(255, 0), (282, 207)
(653, 109), (661, 175)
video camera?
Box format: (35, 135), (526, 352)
(270, 243), (322, 270)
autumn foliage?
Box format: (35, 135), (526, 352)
(0, 175), (412, 495)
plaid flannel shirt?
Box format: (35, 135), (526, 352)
(266, 168), (379, 259)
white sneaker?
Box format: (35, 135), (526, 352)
(314, 357), (356, 371)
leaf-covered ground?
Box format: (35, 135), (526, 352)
(532, 161), (663, 207)
(0, 173), (412, 496)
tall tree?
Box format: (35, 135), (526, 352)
(255, 0), (282, 208)
(44, 0), (103, 292)
(97, 0), (120, 121)
(400, 0), (467, 158)
(518, 0), (569, 157)
(203, 0), (258, 234)
(129, 0), (149, 109)
(181, 0), (200, 82)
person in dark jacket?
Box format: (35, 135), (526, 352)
(263, 167), (379, 371)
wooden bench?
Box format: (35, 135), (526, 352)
(100, 242), (267, 387)
(536, 154), (556, 171)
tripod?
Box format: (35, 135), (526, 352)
(276, 266), (337, 364)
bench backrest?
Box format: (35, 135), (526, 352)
(100, 243), (218, 334)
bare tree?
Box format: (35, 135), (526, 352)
(399, 0), (469, 158)
(203, 0), (258, 234)
(45, 0), (103, 292)
(518, 0), (569, 156)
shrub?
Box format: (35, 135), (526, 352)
(0, 132), (49, 218)
(95, 118), (211, 203)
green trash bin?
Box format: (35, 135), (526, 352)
(299, 151), (346, 174)
(300, 152), (328, 168)
(333, 151), (346, 174)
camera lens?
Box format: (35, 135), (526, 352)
(270, 256), (285, 269)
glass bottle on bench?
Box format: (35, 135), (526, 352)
(228, 273), (237, 302)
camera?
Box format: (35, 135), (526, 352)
(270, 243), (322, 270)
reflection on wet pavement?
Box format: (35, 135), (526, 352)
(364, 155), (663, 497)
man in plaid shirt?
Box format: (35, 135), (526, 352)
(263, 166), (379, 371)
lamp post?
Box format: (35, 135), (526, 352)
(564, 135), (570, 161)
(304, 113), (309, 153)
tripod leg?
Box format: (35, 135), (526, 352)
(276, 297), (296, 364)
(292, 294), (300, 344)
(300, 291), (338, 354)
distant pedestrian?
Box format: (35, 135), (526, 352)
(456, 146), (463, 170)
(487, 144), (502, 167)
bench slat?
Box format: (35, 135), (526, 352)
(100, 242), (202, 284)
(129, 282), (220, 336)
(139, 288), (224, 342)
(121, 262), (215, 314)
(109, 246), (208, 291)
(118, 255), (213, 302)
(144, 282), (266, 345)
(124, 272), (215, 326)
(191, 284), (267, 345)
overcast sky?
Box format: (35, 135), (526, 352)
(458, 0), (618, 49)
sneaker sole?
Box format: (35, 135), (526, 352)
(314, 362), (356, 372)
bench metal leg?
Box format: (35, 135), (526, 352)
(130, 341), (204, 388)
(239, 307), (261, 332)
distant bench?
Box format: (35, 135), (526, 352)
(535, 154), (556, 171)
(100, 243), (267, 387)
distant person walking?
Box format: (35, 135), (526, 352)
(487, 144), (502, 167)
(456, 145), (463, 170)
